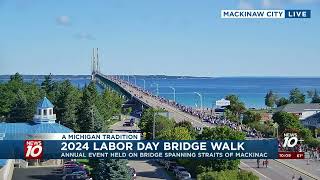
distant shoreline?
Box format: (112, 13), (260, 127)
(1, 75), (320, 79)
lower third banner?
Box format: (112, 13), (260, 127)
(0, 140), (278, 159)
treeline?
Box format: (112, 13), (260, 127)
(0, 73), (123, 132)
(265, 88), (320, 108)
(222, 93), (320, 147)
(138, 108), (258, 179)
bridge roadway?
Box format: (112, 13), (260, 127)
(99, 74), (318, 180)
(101, 75), (209, 129)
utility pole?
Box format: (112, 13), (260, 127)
(153, 111), (157, 140)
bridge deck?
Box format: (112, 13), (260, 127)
(97, 73), (208, 128)
(96, 73), (319, 180)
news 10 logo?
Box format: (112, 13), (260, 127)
(24, 140), (43, 159)
(282, 133), (303, 148)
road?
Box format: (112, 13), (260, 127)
(110, 118), (172, 180)
(12, 167), (62, 180)
(107, 76), (320, 180)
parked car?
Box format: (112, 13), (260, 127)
(157, 159), (167, 166)
(165, 161), (177, 171)
(62, 174), (87, 180)
(130, 118), (135, 124)
(129, 167), (136, 179)
(177, 171), (192, 180)
(173, 166), (187, 176)
(123, 121), (134, 126)
(64, 161), (79, 165)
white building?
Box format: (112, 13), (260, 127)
(275, 103), (320, 120)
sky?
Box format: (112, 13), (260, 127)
(0, 0), (319, 77)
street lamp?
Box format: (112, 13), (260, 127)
(151, 83), (159, 96)
(273, 122), (279, 138)
(141, 79), (146, 90)
(169, 86), (176, 102)
(153, 111), (157, 140)
(194, 92), (203, 112)
(131, 75), (137, 86)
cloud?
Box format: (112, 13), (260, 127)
(261, 0), (272, 8)
(56, 16), (71, 26)
(238, 0), (254, 9)
(74, 32), (96, 40)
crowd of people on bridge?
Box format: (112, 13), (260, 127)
(114, 77), (261, 138)
(113, 77), (320, 160)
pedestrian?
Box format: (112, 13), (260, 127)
(298, 176), (303, 180)
(292, 174), (295, 180)
(257, 159), (260, 168)
(263, 159), (268, 168)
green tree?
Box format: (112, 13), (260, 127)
(158, 126), (192, 140)
(0, 73), (44, 121)
(139, 108), (155, 137)
(92, 159), (130, 180)
(307, 89), (320, 103)
(0, 83), (17, 118)
(272, 112), (301, 134)
(196, 127), (245, 172)
(100, 90), (123, 122)
(176, 121), (197, 138)
(225, 95), (246, 121)
(139, 108), (176, 139)
(9, 72), (23, 83)
(289, 88), (305, 104)
(197, 170), (258, 180)
(77, 83), (103, 132)
(242, 111), (261, 124)
(155, 116), (175, 139)
(265, 90), (277, 108)
(9, 89), (28, 122)
(248, 121), (274, 138)
(41, 74), (54, 95)
(276, 97), (290, 107)
(54, 80), (81, 131)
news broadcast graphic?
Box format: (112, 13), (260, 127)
(24, 140), (43, 159)
(278, 133), (305, 159)
(221, 9), (311, 19)
(25, 133), (141, 141)
(0, 134), (278, 159)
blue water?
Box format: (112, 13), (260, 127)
(0, 75), (91, 89)
(1, 75), (320, 108)
(128, 76), (320, 108)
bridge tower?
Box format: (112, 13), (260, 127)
(91, 48), (100, 81)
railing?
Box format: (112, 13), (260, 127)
(14, 159), (28, 168)
(0, 160), (14, 180)
(33, 114), (56, 119)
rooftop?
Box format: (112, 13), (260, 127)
(0, 122), (73, 140)
(276, 103), (320, 113)
(37, 97), (54, 109)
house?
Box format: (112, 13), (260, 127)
(275, 103), (320, 120)
(301, 113), (320, 129)
(0, 97), (73, 180)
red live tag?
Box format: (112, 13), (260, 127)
(278, 152), (304, 159)
(24, 140), (43, 159)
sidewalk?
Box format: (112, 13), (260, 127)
(277, 159), (320, 179)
